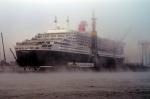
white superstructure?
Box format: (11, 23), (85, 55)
(15, 20), (124, 59)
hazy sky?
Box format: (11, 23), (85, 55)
(0, 0), (150, 63)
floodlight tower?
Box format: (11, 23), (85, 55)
(91, 11), (99, 69)
(1, 32), (6, 63)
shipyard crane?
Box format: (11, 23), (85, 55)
(112, 27), (131, 68)
(10, 48), (17, 61)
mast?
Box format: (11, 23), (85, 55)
(54, 16), (57, 28)
(66, 16), (69, 29)
(1, 32), (6, 63)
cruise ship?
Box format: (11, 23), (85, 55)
(15, 16), (124, 69)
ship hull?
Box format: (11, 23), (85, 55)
(16, 50), (124, 69)
(16, 50), (92, 67)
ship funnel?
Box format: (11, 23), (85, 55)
(78, 21), (87, 32)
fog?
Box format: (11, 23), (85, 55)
(0, 1), (150, 99)
(0, 72), (150, 98)
(0, 0), (150, 63)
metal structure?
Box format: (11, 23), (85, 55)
(1, 32), (6, 63)
(112, 28), (130, 65)
(10, 48), (17, 61)
(91, 12), (99, 68)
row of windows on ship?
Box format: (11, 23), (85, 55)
(16, 45), (122, 55)
(16, 39), (123, 54)
(16, 42), (88, 50)
(33, 33), (90, 42)
(16, 40), (89, 48)
(16, 38), (90, 48)
(35, 33), (76, 39)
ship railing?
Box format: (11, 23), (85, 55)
(55, 47), (90, 54)
(15, 45), (43, 50)
(98, 51), (124, 58)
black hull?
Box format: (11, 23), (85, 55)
(16, 50), (92, 67)
(16, 50), (124, 68)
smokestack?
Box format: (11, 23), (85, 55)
(78, 21), (87, 32)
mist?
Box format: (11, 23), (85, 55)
(0, 0), (150, 63)
(0, 72), (150, 99)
